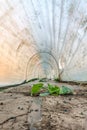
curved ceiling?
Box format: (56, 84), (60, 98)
(0, 0), (87, 85)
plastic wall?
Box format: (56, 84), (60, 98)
(0, 0), (87, 85)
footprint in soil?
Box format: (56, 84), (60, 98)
(28, 98), (42, 130)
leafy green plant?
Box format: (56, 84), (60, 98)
(30, 83), (73, 97)
(31, 83), (43, 96)
(47, 84), (60, 95)
(59, 86), (73, 95)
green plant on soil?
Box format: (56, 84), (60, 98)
(31, 83), (73, 96)
(31, 83), (43, 96)
(59, 86), (73, 95)
(47, 84), (60, 95)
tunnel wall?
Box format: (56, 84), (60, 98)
(0, 0), (87, 86)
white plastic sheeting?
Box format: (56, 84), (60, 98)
(0, 0), (87, 85)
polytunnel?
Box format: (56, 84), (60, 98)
(0, 1), (87, 130)
(0, 0), (87, 86)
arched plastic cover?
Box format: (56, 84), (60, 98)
(0, 0), (87, 86)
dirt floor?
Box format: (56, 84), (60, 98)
(0, 81), (87, 130)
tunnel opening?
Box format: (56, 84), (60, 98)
(25, 51), (59, 81)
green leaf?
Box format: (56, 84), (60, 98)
(31, 83), (43, 96)
(59, 86), (73, 95)
(48, 84), (60, 95)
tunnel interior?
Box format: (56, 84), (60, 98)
(0, 0), (87, 86)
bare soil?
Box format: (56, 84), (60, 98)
(0, 81), (87, 130)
